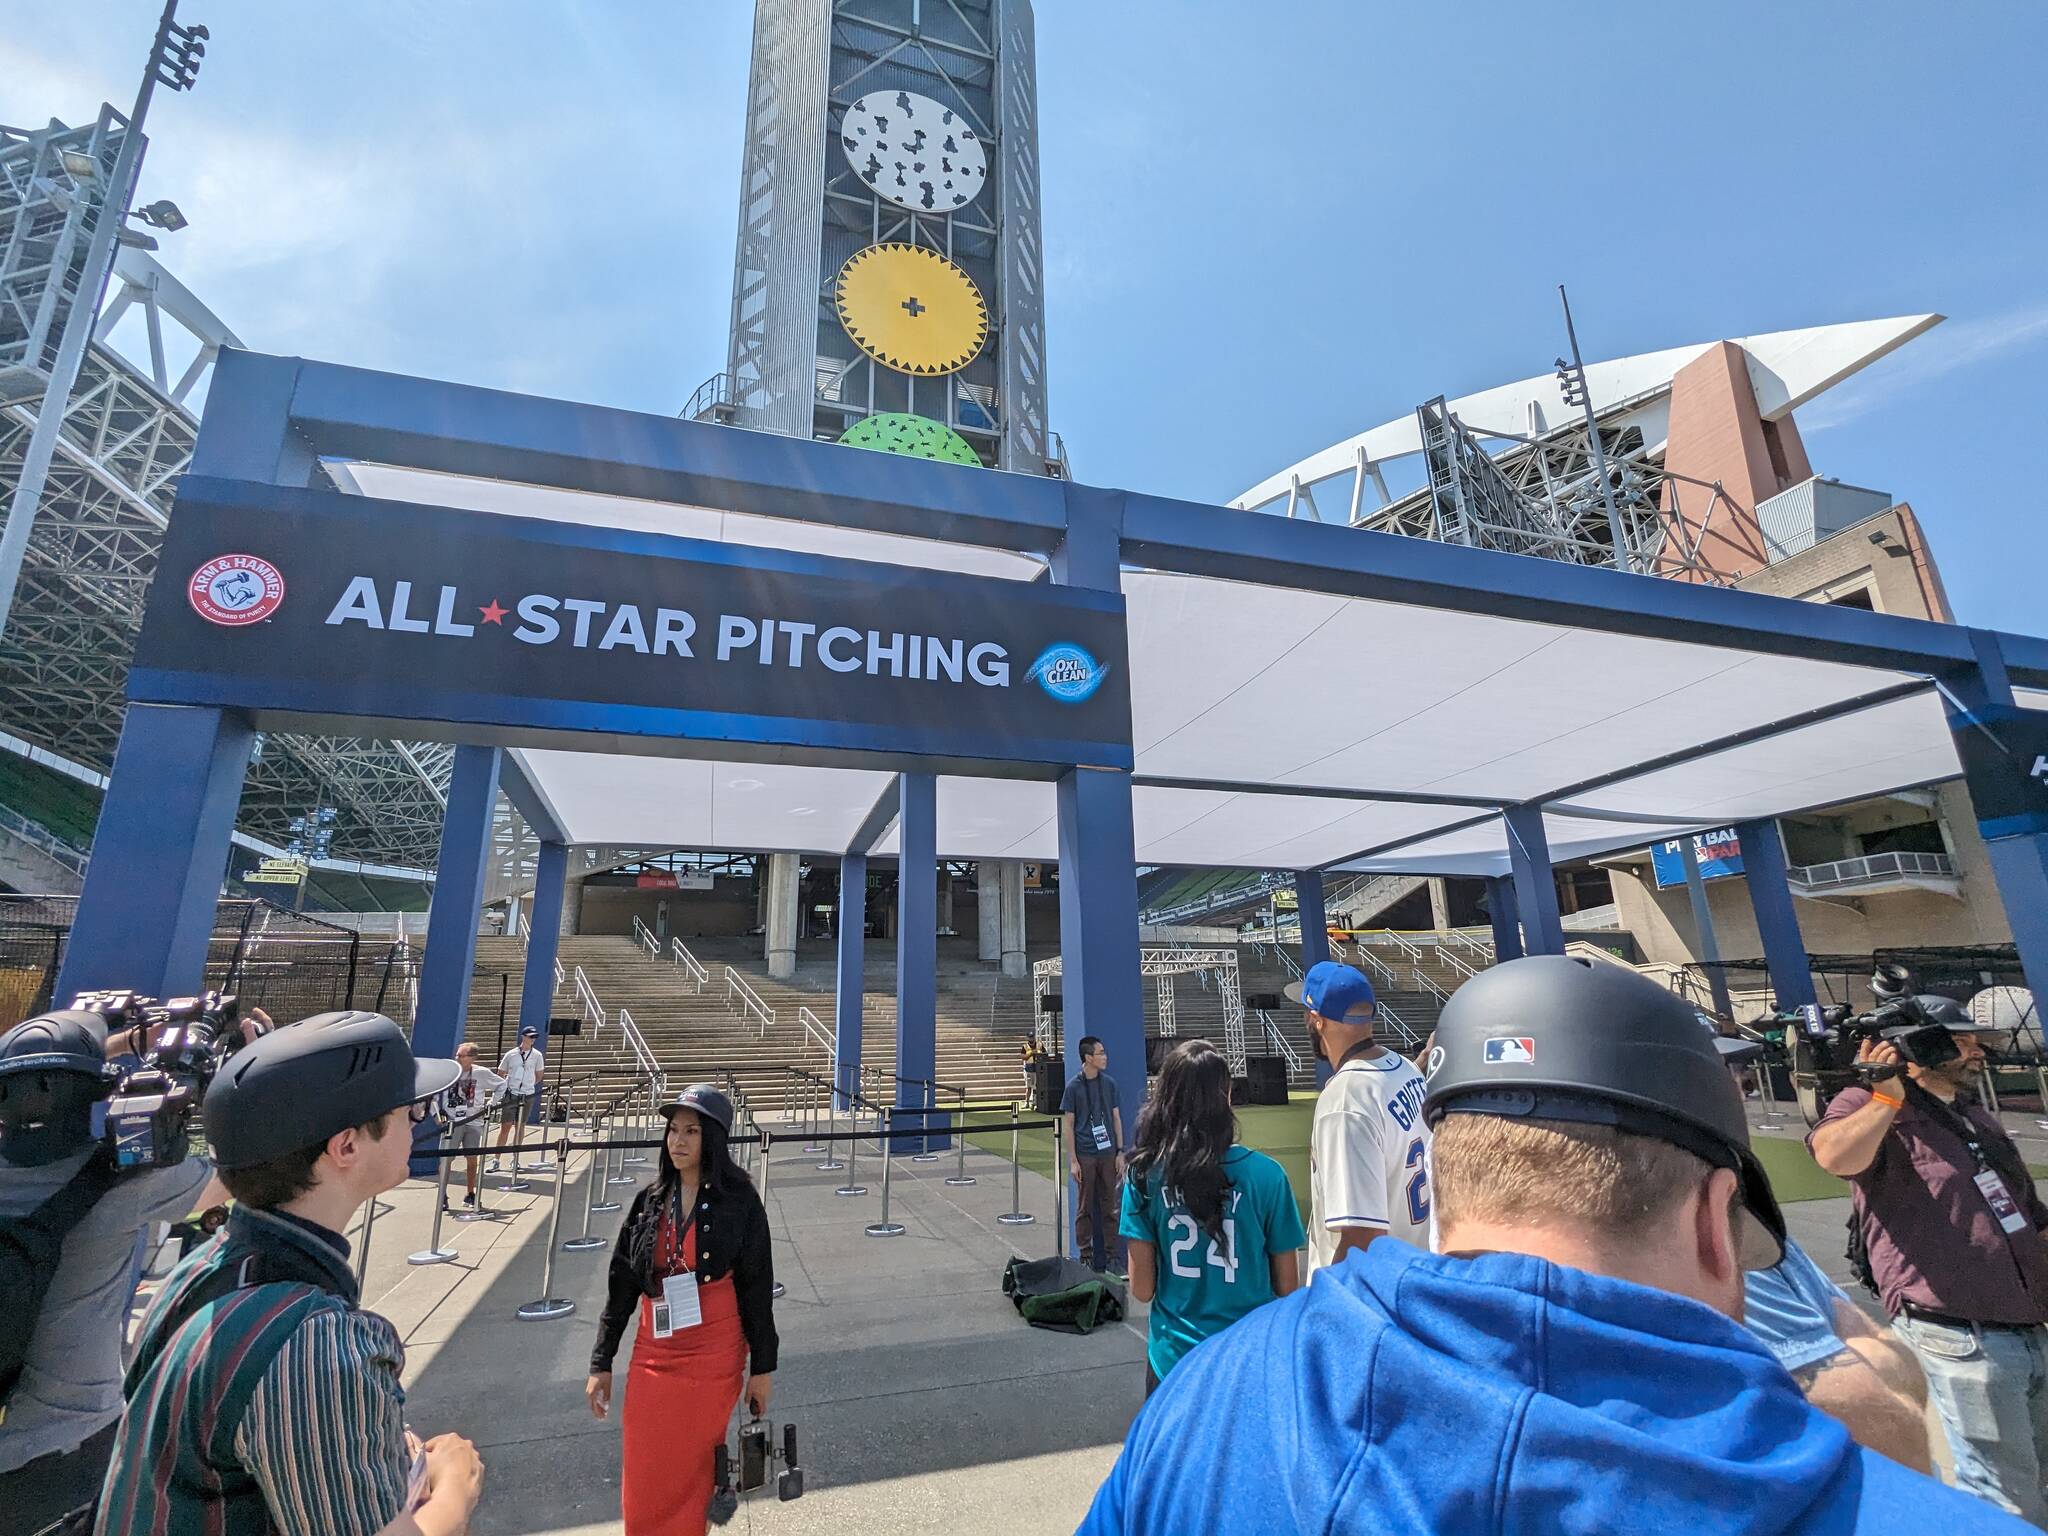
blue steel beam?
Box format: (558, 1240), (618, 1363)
(414, 745), (502, 1061)
(1502, 803), (1565, 955)
(56, 705), (252, 1001)
(836, 853), (866, 1111)
(202, 350), (2048, 686)
(517, 839), (568, 1042)
(499, 752), (571, 845)
(895, 774), (940, 1151)
(1485, 877), (1523, 962)
(1733, 818), (1816, 1010)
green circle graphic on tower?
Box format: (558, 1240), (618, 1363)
(838, 413), (983, 466)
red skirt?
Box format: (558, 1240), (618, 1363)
(622, 1277), (747, 1536)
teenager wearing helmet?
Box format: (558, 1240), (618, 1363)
(586, 1083), (778, 1536)
(92, 1011), (483, 1536)
(1080, 955), (2025, 1534)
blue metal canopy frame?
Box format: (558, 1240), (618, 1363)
(59, 351), (2048, 1158)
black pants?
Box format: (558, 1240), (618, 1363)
(1074, 1155), (1123, 1271)
(0, 1420), (118, 1534)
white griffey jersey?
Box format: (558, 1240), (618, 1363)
(1304, 1048), (1432, 1280)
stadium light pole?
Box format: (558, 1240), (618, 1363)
(1555, 284), (1633, 575)
(0, 0), (208, 634)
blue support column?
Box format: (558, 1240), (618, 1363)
(895, 774), (942, 1151)
(836, 853), (866, 1111)
(411, 746), (501, 1171)
(1485, 876), (1523, 963)
(1295, 871), (1330, 970)
(1056, 767), (1147, 1130)
(1941, 632), (2048, 1004)
(1502, 804), (1565, 956)
(1733, 818), (1815, 1010)
(414, 746), (502, 1060)
(516, 837), (568, 1051)
(57, 704), (252, 1001)
(1678, 837), (1735, 1019)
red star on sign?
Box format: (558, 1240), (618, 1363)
(479, 599), (508, 625)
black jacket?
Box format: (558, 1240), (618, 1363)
(591, 1174), (778, 1376)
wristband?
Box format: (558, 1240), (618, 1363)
(1870, 1089), (1905, 1109)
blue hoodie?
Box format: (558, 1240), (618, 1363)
(1080, 1241), (2023, 1535)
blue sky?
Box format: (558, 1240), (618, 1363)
(12, 3), (2046, 630)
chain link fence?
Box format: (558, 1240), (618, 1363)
(0, 894), (415, 1030)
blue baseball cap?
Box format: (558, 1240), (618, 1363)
(1284, 961), (1377, 1022)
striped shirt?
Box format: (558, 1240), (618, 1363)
(94, 1206), (413, 1536)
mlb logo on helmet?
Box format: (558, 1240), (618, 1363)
(189, 554), (285, 627)
(1483, 1037), (1537, 1064)
(1026, 642), (1108, 705)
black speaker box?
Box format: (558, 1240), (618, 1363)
(1244, 1057), (1288, 1106)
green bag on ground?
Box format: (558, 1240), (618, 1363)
(1002, 1255), (1125, 1335)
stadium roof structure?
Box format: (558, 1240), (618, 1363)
(310, 354), (2048, 883)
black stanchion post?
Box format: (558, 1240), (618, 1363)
(945, 1086), (975, 1188)
(997, 1102), (1033, 1225)
(354, 1191), (380, 1291)
(865, 1107), (906, 1237)
(816, 1084), (845, 1172)
(516, 1140), (576, 1321)
(409, 1144), (458, 1265)
(592, 1093), (623, 1214)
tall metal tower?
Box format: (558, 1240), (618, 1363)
(700, 0), (1059, 477)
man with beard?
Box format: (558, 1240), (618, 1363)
(1811, 1005), (2048, 1524)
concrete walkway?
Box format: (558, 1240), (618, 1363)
(340, 1117), (1140, 1535)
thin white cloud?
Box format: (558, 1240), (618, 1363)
(1801, 302), (2048, 432)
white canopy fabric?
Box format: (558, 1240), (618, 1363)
(336, 464), (1979, 877)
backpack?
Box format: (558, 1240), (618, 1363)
(0, 1150), (119, 1416)
(1001, 1255), (1125, 1335)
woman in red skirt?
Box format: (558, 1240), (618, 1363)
(586, 1083), (778, 1535)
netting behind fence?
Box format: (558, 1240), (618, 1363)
(0, 895), (404, 1030)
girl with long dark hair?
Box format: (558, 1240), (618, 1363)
(1120, 1039), (1304, 1393)
(586, 1084), (778, 1535)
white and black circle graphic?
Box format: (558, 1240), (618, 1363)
(839, 89), (987, 214)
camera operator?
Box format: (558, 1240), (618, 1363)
(0, 1007), (246, 1528)
(93, 1011), (484, 1536)
(1808, 998), (2048, 1523)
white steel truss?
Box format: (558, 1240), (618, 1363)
(1034, 945), (1249, 1075)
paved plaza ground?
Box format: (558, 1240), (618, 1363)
(328, 1112), (1139, 1535)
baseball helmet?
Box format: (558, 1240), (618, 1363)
(659, 1082), (735, 1135)
(1422, 955), (1786, 1269)
(204, 1011), (459, 1169)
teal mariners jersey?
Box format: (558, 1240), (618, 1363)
(1120, 1145), (1307, 1381)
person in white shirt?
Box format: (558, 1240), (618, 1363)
(1286, 961), (1432, 1279)
(440, 1042), (506, 1207)
(489, 1025), (546, 1172)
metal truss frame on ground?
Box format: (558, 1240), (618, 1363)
(1035, 945), (1247, 1074)
(0, 115), (452, 870)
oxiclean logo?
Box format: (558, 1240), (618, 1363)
(1027, 643), (1109, 705)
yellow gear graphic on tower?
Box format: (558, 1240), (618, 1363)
(834, 243), (989, 376)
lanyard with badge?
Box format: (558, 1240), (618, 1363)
(1083, 1075), (1114, 1153)
(1920, 1087), (2032, 1236)
(650, 1181), (703, 1337)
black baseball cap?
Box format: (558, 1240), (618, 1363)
(205, 1011), (459, 1169)
(1422, 955), (1786, 1269)
(659, 1082), (734, 1135)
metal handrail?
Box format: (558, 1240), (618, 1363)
(1256, 1010), (1303, 1079)
(630, 915), (659, 959)
(1353, 928), (1424, 962)
(1373, 999), (1425, 1053)
(726, 970), (776, 1037)
(670, 938), (709, 989)
(573, 964), (605, 1028)
(0, 801), (91, 875)
(1409, 966), (1449, 1005)
(1788, 850), (1956, 891)
(798, 1004), (834, 1063)
(615, 1005), (658, 1077)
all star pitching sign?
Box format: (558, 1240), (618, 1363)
(132, 479), (1132, 770)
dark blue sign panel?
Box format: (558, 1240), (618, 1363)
(132, 478), (1132, 773)
(1650, 827), (1744, 890)
(1949, 704), (2048, 840)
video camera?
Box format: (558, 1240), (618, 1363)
(1776, 962), (1966, 1096)
(707, 1413), (803, 1524)
(72, 989), (240, 1171)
